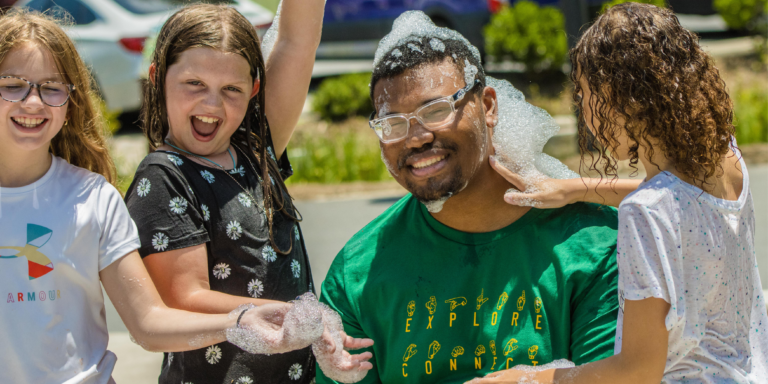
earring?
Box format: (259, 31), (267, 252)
(64, 120), (68, 126)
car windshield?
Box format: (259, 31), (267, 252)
(113, 0), (235, 15)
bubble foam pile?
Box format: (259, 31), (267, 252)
(312, 305), (369, 383)
(226, 293), (369, 382)
(373, 11), (481, 69)
(226, 293), (324, 355)
(510, 359), (578, 384)
(514, 359), (576, 372)
(259, 1), (281, 62)
(489, 77), (578, 178)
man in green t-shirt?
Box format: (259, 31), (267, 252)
(317, 19), (619, 384)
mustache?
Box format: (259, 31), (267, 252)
(397, 140), (458, 169)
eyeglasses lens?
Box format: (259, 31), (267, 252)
(0, 78), (29, 102)
(40, 83), (70, 106)
(374, 117), (409, 141)
(0, 78), (70, 106)
(418, 101), (454, 128)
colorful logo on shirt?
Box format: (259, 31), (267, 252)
(0, 224), (54, 280)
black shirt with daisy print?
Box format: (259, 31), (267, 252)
(125, 133), (315, 384)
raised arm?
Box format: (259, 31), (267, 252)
(264, 0), (325, 157)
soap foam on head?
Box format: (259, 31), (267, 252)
(373, 11), (481, 69)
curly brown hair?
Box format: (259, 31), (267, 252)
(142, 4), (298, 254)
(570, 3), (734, 189)
(0, 9), (116, 185)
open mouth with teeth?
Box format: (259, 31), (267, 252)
(190, 115), (221, 142)
(409, 154), (448, 177)
(12, 117), (48, 129)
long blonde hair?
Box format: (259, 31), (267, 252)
(0, 9), (116, 184)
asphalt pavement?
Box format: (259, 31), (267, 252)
(106, 163), (768, 383)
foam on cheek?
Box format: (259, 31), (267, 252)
(380, 149), (398, 177)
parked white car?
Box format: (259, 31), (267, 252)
(15, 0), (273, 113)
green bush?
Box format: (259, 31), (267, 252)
(287, 119), (391, 183)
(601, 0), (665, 13)
(714, 0), (767, 30)
(484, 0), (568, 73)
(312, 73), (374, 122)
(734, 83), (768, 145)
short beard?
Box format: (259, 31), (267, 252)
(406, 164), (465, 203)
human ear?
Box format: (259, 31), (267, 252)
(148, 63), (157, 87)
(250, 78), (261, 99)
(482, 86), (498, 131)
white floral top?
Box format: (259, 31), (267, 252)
(125, 136), (315, 383)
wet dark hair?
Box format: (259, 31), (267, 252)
(571, 3), (734, 189)
(370, 37), (485, 107)
(141, 4), (298, 254)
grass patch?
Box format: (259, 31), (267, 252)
(734, 83), (768, 145)
(286, 117), (392, 184)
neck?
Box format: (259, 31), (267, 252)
(0, 145), (52, 188)
(162, 136), (236, 169)
(429, 160), (531, 233)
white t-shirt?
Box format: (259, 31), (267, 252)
(0, 156), (140, 384)
(614, 157), (768, 383)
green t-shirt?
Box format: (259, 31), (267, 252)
(317, 195), (619, 383)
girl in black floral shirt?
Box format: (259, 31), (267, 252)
(125, 4), (372, 383)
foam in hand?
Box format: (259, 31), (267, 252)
(312, 305), (370, 383)
(226, 293), (324, 355)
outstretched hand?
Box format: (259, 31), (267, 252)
(316, 328), (374, 369)
(490, 155), (580, 209)
(313, 307), (375, 383)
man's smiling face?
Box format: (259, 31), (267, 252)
(374, 58), (492, 203)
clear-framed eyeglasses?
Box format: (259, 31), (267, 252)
(369, 78), (481, 143)
(0, 76), (76, 107)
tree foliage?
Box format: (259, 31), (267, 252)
(312, 73), (374, 122)
(484, 0), (568, 73)
(601, 0), (665, 13)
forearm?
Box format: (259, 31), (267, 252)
(176, 287), (282, 314)
(524, 354), (663, 384)
(273, 0), (324, 48)
(568, 178), (641, 207)
(130, 305), (235, 352)
(264, 0), (325, 156)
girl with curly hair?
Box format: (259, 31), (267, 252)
(473, 3), (768, 383)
